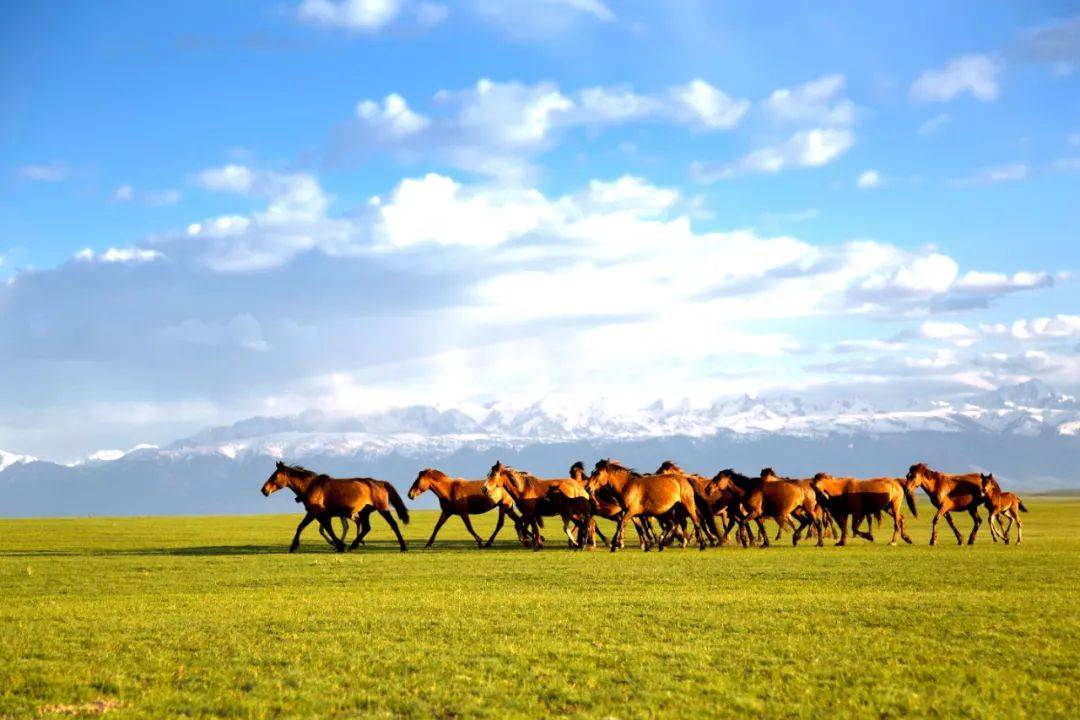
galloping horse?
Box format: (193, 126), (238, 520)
(655, 461), (725, 545)
(482, 461), (588, 549)
(261, 461), (409, 552)
(980, 474), (1028, 544)
(586, 460), (707, 552)
(408, 468), (522, 548)
(705, 469), (820, 547)
(905, 463), (985, 545)
(811, 472), (917, 546)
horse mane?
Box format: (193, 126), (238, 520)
(281, 462), (318, 478)
(716, 468), (758, 487)
(569, 460), (585, 475)
(594, 458), (641, 478)
(656, 460), (683, 473)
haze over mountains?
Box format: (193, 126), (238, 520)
(1, 379), (1078, 517)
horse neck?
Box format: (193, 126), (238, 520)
(513, 471), (543, 498)
(426, 474), (455, 502)
(286, 472), (317, 496)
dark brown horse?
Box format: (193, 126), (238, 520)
(408, 468), (522, 548)
(655, 461), (725, 545)
(586, 460), (707, 552)
(482, 461), (588, 549)
(811, 472), (917, 546)
(981, 473), (1028, 544)
(905, 463), (985, 545)
(705, 469), (820, 547)
(261, 461), (409, 552)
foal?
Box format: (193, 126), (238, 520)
(980, 474), (1028, 544)
(408, 468), (521, 548)
(261, 462), (409, 552)
(811, 472), (917, 546)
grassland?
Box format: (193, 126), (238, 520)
(2, 500), (1079, 719)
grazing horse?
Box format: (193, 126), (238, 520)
(705, 469), (820, 547)
(980, 474), (1028, 544)
(585, 460), (707, 552)
(810, 472), (917, 546)
(261, 461), (409, 553)
(905, 463), (985, 546)
(655, 461), (725, 545)
(482, 461), (589, 549)
(408, 468), (521, 548)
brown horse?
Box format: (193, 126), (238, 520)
(705, 469), (820, 547)
(261, 461), (409, 552)
(408, 468), (522, 548)
(586, 460), (707, 552)
(905, 463), (985, 545)
(482, 461), (589, 549)
(655, 461), (725, 545)
(567, 461), (637, 549)
(980, 474), (1028, 544)
(811, 472), (917, 546)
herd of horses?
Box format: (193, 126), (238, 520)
(260, 459), (1028, 553)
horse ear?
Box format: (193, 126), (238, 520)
(276, 460), (284, 468)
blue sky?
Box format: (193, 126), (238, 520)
(1, 1), (1078, 460)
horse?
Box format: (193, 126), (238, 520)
(760, 468), (827, 545)
(704, 469), (819, 547)
(261, 461), (409, 552)
(567, 461), (635, 549)
(655, 461), (726, 545)
(482, 461), (589, 549)
(980, 474), (1028, 544)
(810, 472), (917, 546)
(585, 460), (707, 552)
(905, 463), (985, 545)
(408, 468), (522, 548)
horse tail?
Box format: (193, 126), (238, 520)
(1018, 500), (1028, 513)
(386, 483), (410, 524)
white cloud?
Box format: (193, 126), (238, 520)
(197, 165), (256, 194)
(669, 79), (750, 130)
(112, 184), (134, 202)
(356, 93), (430, 137)
(982, 315), (1080, 341)
(918, 113), (951, 135)
(952, 163), (1028, 186)
(297, 0), (404, 30)
(350, 78), (749, 177)
(919, 320), (979, 346)
(74, 247), (162, 264)
(695, 128), (853, 180)
(764, 74), (855, 126)
(857, 170), (881, 188)
(19, 162), (69, 182)
(909, 54), (1001, 103)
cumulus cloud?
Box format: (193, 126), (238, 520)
(909, 54), (1002, 103)
(296, 0), (447, 32)
(74, 247), (162, 264)
(764, 74), (856, 126)
(344, 78), (748, 177)
(693, 128), (854, 181)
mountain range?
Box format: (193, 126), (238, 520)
(1, 379), (1078, 517)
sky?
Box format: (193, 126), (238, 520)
(1, 0), (1078, 461)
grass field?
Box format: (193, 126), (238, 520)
(2, 501), (1079, 719)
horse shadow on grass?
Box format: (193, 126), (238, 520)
(0, 539), (545, 558)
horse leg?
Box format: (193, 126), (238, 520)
(290, 512), (316, 553)
(460, 513), (486, 548)
(425, 510), (451, 548)
(888, 507), (901, 546)
(611, 512), (633, 553)
(792, 513), (811, 547)
(317, 517), (345, 552)
(943, 510), (964, 545)
(1012, 510), (1023, 545)
(755, 517), (770, 548)
(966, 508), (982, 545)
(530, 516), (544, 550)
(377, 509), (408, 552)
(835, 512), (850, 546)
(477, 510), (500, 548)
(349, 508), (374, 550)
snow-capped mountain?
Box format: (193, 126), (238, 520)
(1, 380), (1078, 517)
(0, 449), (37, 472)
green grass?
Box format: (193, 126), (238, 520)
(2, 501), (1079, 719)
